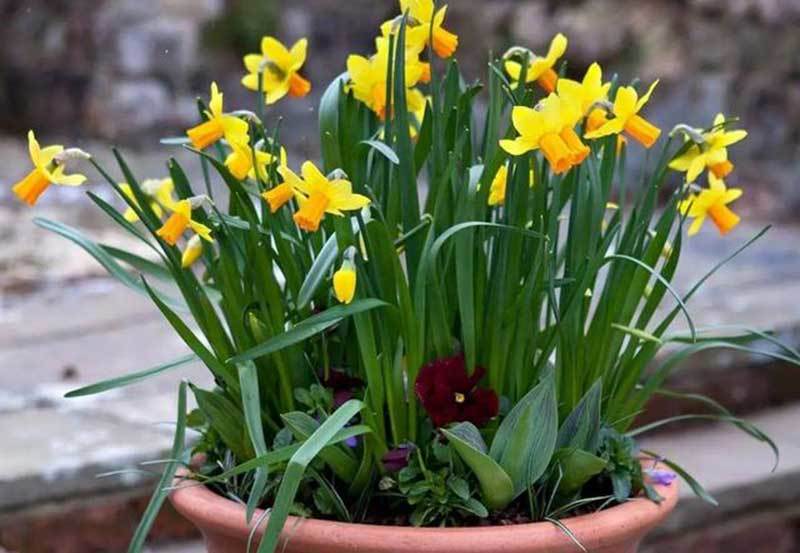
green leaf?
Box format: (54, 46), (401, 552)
(361, 139), (400, 165)
(229, 299), (388, 363)
(33, 218), (186, 312)
(553, 448), (607, 495)
(238, 362), (270, 522)
(127, 380), (187, 553)
(257, 400), (364, 553)
(199, 425), (372, 486)
(65, 353), (197, 397)
(281, 411), (358, 481)
(319, 73), (348, 172)
(490, 371), (558, 497)
(442, 422), (514, 510)
(642, 449), (718, 506)
(297, 233), (339, 309)
(141, 278), (235, 389)
(557, 379), (602, 452)
(193, 386), (253, 460)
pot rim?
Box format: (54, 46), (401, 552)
(169, 461), (679, 551)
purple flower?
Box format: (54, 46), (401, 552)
(382, 443), (416, 472)
(646, 468), (677, 486)
(345, 435), (359, 448)
(323, 369), (364, 407)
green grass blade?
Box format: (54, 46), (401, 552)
(127, 380), (187, 553)
(257, 400), (364, 553)
(297, 233), (339, 309)
(239, 362), (270, 522)
(229, 299), (388, 363)
(65, 353), (197, 398)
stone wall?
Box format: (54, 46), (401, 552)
(1, 0), (799, 215)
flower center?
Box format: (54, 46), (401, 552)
(186, 119), (224, 150)
(454, 392), (466, 404)
(623, 115), (661, 148)
(157, 211), (190, 245)
(12, 169), (51, 206)
(539, 133), (572, 175)
(294, 192), (330, 232)
(263, 182), (295, 213)
(289, 73), (311, 98)
(536, 67), (558, 94)
(707, 203), (740, 235)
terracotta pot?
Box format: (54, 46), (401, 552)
(170, 465), (678, 553)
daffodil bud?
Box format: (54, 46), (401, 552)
(181, 234), (204, 268)
(333, 261), (357, 304)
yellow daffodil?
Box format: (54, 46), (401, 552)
(224, 140), (282, 181)
(585, 81), (661, 148)
(347, 37), (426, 119)
(181, 234), (204, 268)
(156, 197), (214, 245)
(382, 0), (458, 58)
(186, 82), (249, 150)
(488, 164), (507, 206)
(504, 34), (567, 94)
(12, 131), (87, 206)
(333, 260), (357, 304)
(557, 62), (610, 119)
(500, 93), (588, 174)
(119, 178), (176, 222)
(262, 164), (300, 213)
(669, 113), (747, 183)
(241, 37), (311, 104)
(679, 173), (742, 236)
(287, 161), (371, 232)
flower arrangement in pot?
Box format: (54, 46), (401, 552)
(12, 1), (796, 552)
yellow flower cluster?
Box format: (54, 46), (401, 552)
(673, 114), (748, 235)
(346, 0), (457, 126)
(500, 35), (661, 181)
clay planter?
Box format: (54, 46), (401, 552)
(170, 464), (678, 553)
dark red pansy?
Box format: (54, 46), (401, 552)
(414, 353), (499, 428)
(323, 369), (364, 407)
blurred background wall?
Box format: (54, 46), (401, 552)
(1, 0), (799, 215)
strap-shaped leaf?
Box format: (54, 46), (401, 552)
(442, 422), (514, 510)
(281, 411), (358, 481)
(239, 362), (270, 522)
(229, 299), (387, 363)
(257, 400), (364, 553)
(127, 380), (187, 553)
(297, 233), (339, 309)
(65, 353), (197, 397)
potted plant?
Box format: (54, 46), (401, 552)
(13, 1), (794, 552)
